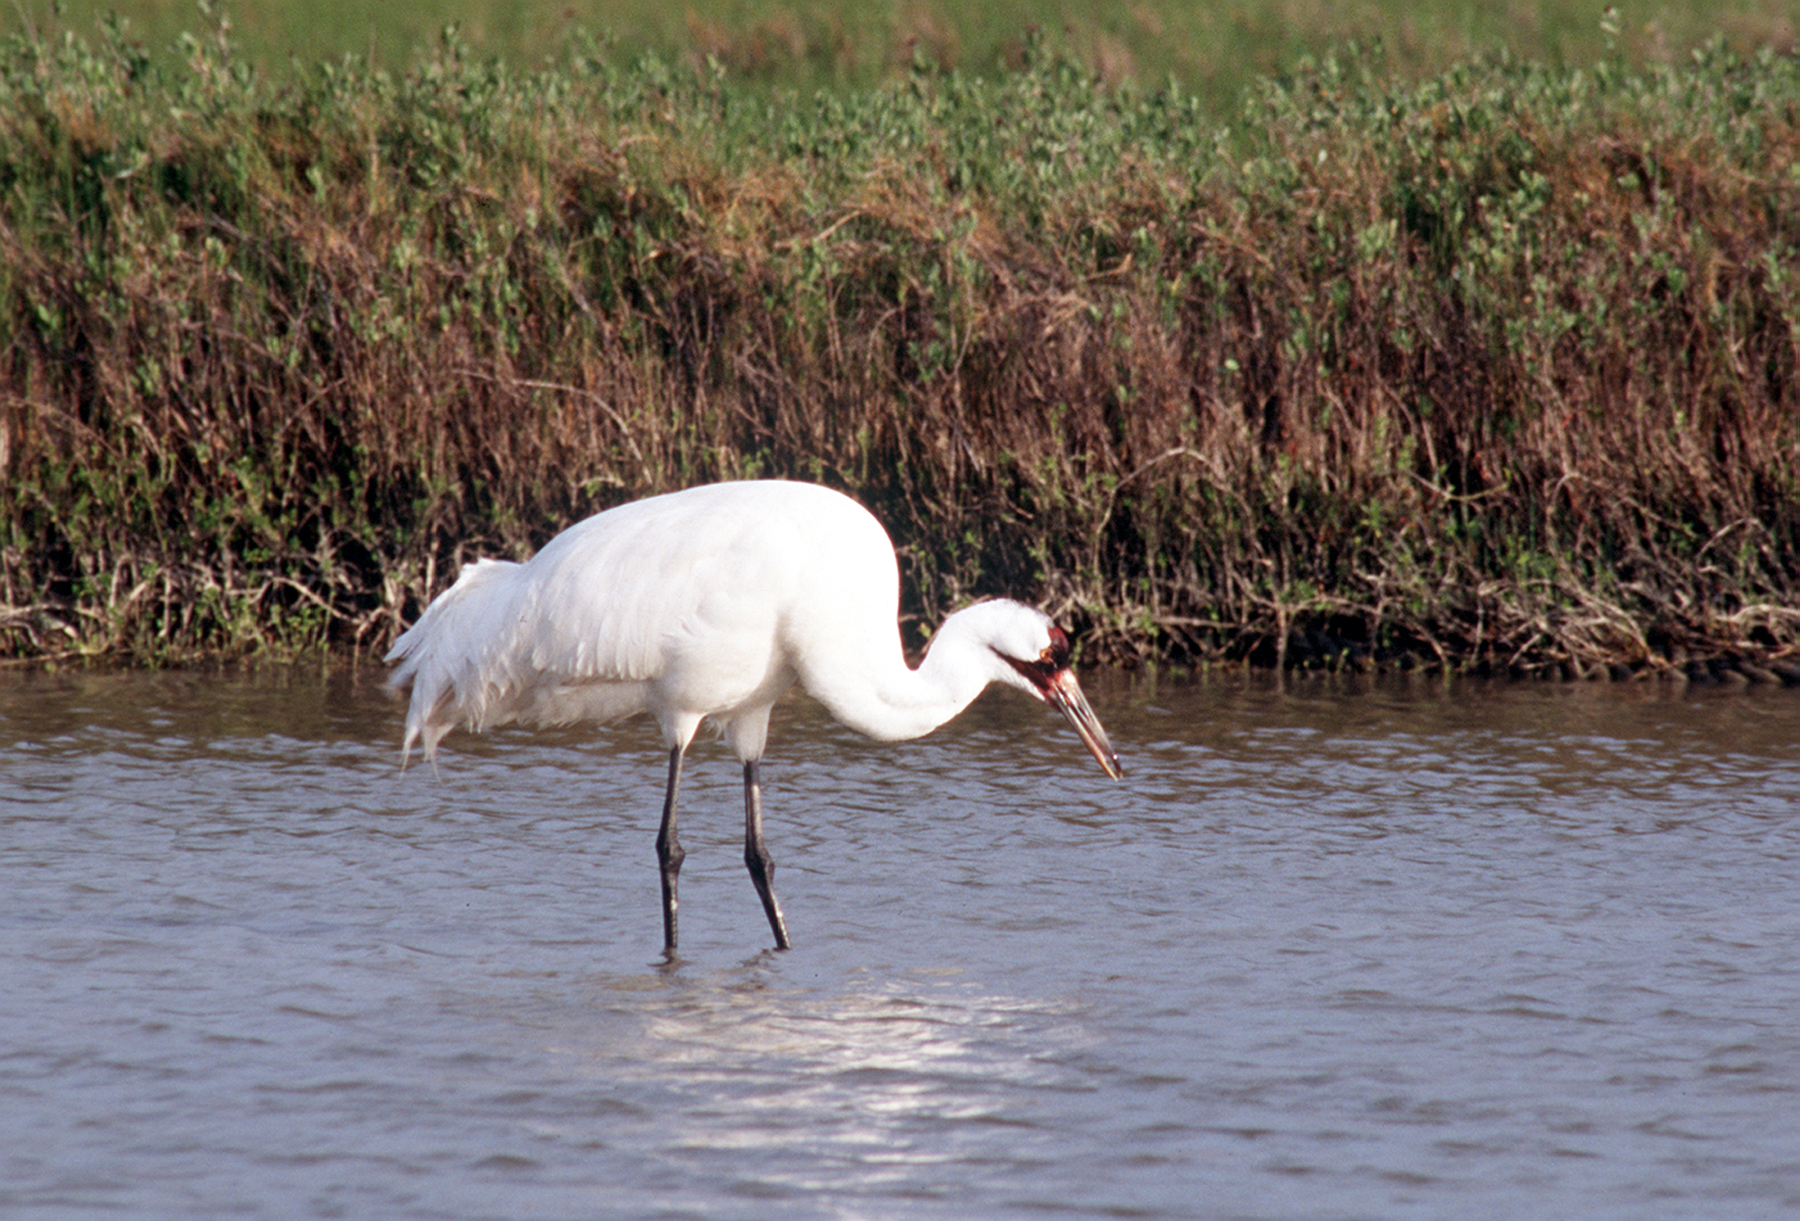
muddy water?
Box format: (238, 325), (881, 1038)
(2, 667), (1797, 1219)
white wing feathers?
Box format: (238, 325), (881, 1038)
(383, 481), (907, 763)
(384, 488), (781, 762)
(384, 556), (531, 760)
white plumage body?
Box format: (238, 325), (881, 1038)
(384, 479), (1121, 953)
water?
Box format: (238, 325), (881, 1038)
(2, 666), (1797, 1219)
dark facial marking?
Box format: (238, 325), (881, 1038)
(996, 624), (1073, 694)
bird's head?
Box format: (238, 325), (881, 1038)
(950, 600), (1124, 780)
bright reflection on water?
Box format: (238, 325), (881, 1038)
(2, 667), (1798, 1219)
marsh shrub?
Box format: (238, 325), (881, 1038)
(1, 23), (1796, 671)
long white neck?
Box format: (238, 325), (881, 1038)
(799, 601), (1039, 743)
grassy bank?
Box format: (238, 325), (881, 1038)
(2, 20), (1797, 675)
(20, 0), (1799, 115)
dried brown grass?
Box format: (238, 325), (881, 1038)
(1, 31), (1796, 676)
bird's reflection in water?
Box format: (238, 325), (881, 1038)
(558, 963), (1088, 1187)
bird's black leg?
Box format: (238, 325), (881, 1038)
(742, 760), (791, 950)
(656, 745), (687, 957)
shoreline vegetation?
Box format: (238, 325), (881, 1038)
(1, 16), (1797, 679)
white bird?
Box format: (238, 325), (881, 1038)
(385, 480), (1122, 955)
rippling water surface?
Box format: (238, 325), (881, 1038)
(2, 667), (1797, 1219)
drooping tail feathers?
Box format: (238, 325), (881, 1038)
(383, 557), (526, 764)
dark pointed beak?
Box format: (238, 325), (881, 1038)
(1044, 669), (1124, 779)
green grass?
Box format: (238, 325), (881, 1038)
(10, 0), (1797, 113)
(0, 12), (1796, 673)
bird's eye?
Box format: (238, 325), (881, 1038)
(994, 646), (1057, 692)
